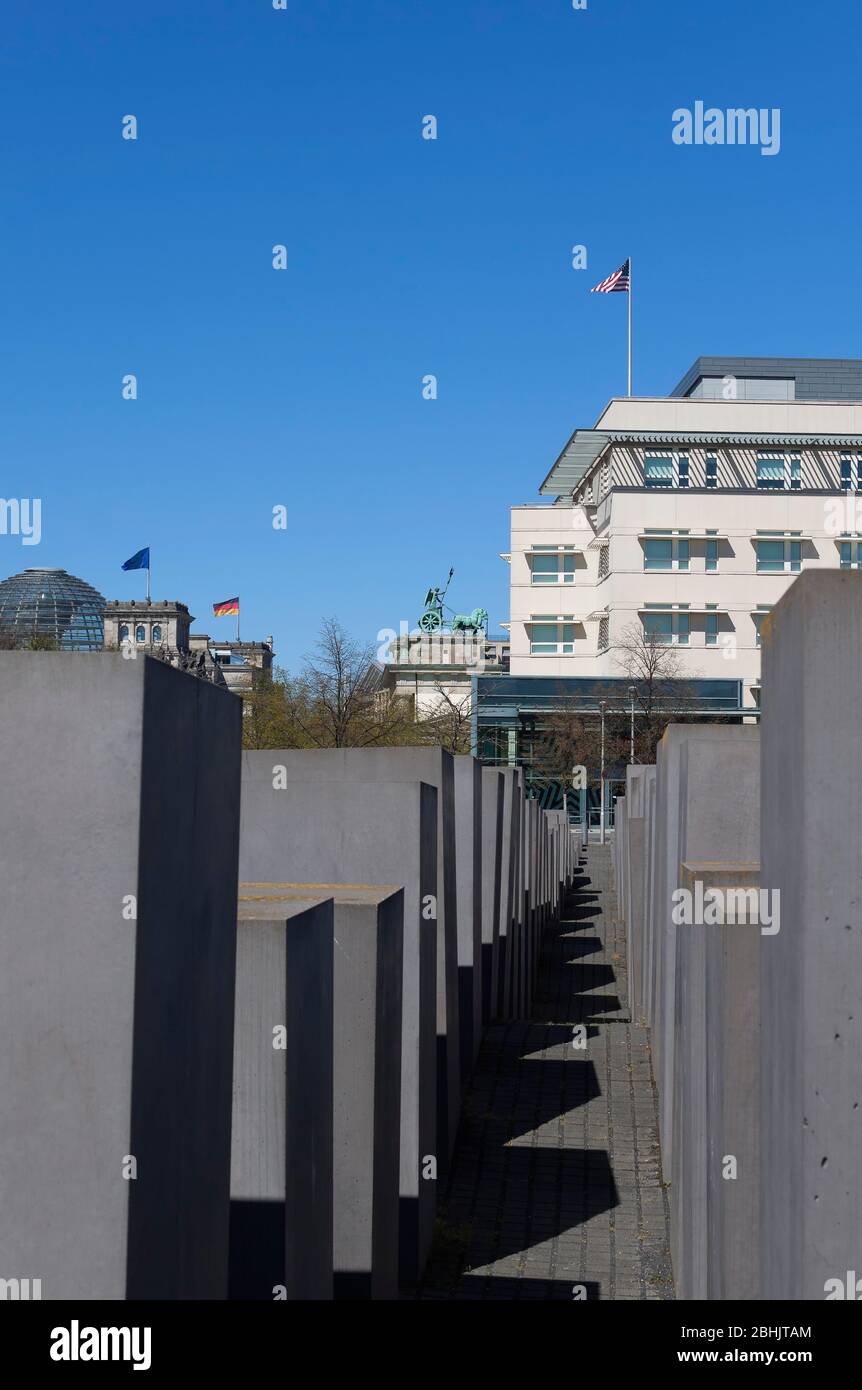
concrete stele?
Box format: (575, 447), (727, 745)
(0, 653), (242, 1299)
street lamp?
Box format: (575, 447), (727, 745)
(599, 699), (607, 846)
(628, 684), (636, 765)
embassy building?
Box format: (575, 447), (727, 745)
(476, 356), (862, 803)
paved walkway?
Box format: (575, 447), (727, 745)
(418, 843), (674, 1300)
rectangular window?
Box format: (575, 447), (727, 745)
(598, 616), (609, 651)
(757, 452), (802, 490)
(530, 552), (576, 585)
(755, 536), (803, 573)
(755, 539), (785, 572)
(756, 455), (785, 490)
(644, 454), (673, 487)
(839, 540), (862, 569)
(705, 455), (718, 489)
(753, 607), (772, 648)
(705, 610), (718, 646)
(643, 452), (690, 488)
(841, 456), (852, 489)
(529, 620), (576, 655)
(705, 537), (718, 572)
(643, 534), (689, 570)
(642, 611), (673, 645)
(643, 537), (672, 569)
(642, 608), (689, 646)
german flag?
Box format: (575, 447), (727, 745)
(213, 596), (240, 617)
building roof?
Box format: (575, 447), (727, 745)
(539, 363), (862, 497)
(0, 567), (105, 650)
(539, 428), (862, 497)
(671, 356), (862, 401)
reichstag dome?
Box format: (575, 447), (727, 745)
(0, 568), (105, 650)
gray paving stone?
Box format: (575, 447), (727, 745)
(417, 843), (674, 1300)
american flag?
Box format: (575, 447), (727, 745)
(590, 258), (630, 293)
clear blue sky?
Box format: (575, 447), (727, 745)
(0, 0), (856, 667)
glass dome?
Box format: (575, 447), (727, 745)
(0, 568), (106, 651)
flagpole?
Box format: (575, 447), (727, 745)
(627, 257), (632, 397)
(237, 604), (240, 644)
(147, 557), (151, 603)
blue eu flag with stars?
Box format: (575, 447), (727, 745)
(122, 547), (150, 571)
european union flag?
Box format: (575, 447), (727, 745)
(122, 547), (150, 571)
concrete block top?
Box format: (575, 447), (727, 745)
(659, 722), (760, 751)
(680, 862), (760, 875)
(237, 894), (334, 922)
(239, 883), (401, 912)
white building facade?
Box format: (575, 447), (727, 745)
(506, 357), (862, 712)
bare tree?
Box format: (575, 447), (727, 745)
(613, 622), (702, 761)
(242, 618), (417, 750)
(413, 684), (474, 755)
(541, 688), (628, 786)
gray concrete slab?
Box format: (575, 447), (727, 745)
(230, 897), (334, 1300)
(669, 727), (760, 1301)
(0, 652), (241, 1300)
(641, 767), (657, 1025)
(497, 771), (519, 1020)
(616, 797), (628, 925)
(238, 885), (403, 1299)
(241, 747), (459, 1171)
(454, 757), (482, 1082)
(238, 770), (437, 1288)
(683, 862), (761, 1302)
(624, 766), (649, 1022)
(653, 726), (756, 1180)
(759, 571), (862, 1299)
(480, 770), (505, 1030)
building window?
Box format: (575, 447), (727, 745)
(642, 607), (690, 646)
(757, 453), (801, 490)
(644, 452), (688, 488)
(643, 533), (689, 571)
(135, 625), (146, 643)
(839, 539), (862, 569)
(119, 624), (129, 641)
(598, 616), (609, 651)
(753, 607), (772, 647)
(530, 550), (576, 585)
(755, 535), (802, 573)
(529, 619), (576, 655)
(705, 535), (718, 572)
(840, 455), (862, 490)
(705, 607), (718, 646)
(705, 455), (718, 489)
(152, 624), (162, 643)
(598, 545), (609, 580)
